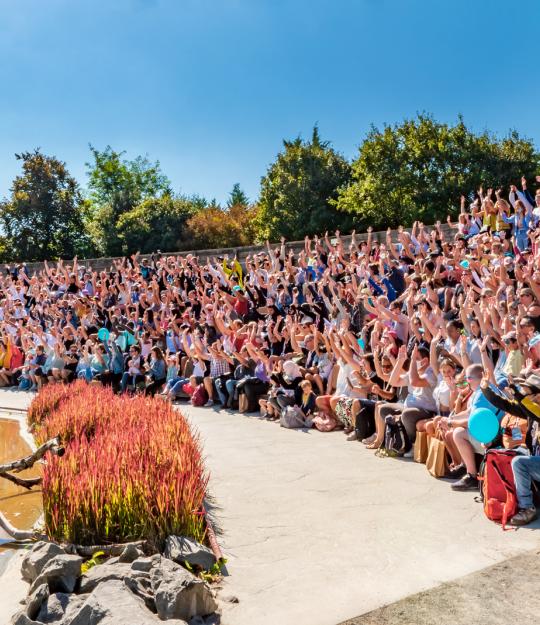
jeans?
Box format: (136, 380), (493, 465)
(167, 376), (190, 397)
(214, 375), (233, 405)
(225, 379), (239, 405)
(512, 453), (540, 509)
(120, 372), (145, 392)
(515, 230), (529, 252)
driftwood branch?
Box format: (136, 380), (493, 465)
(0, 511), (41, 542)
(0, 437), (64, 474)
(64, 540), (150, 557)
(0, 472), (42, 489)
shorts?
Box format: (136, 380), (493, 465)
(466, 430), (485, 455)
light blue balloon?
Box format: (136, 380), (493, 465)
(97, 327), (110, 342)
(469, 407), (499, 444)
(459, 260), (470, 269)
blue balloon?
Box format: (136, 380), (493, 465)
(97, 327), (110, 342)
(469, 407), (499, 444)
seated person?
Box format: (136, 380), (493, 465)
(480, 374), (540, 526)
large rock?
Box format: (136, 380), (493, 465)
(164, 536), (217, 571)
(123, 575), (156, 613)
(118, 543), (144, 563)
(11, 612), (40, 625)
(29, 554), (82, 595)
(131, 557), (155, 573)
(21, 542), (66, 584)
(78, 562), (134, 594)
(151, 557), (217, 621)
(188, 616), (221, 625)
(69, 580), (188, 625)
(25, 583), (49, 620)
(36, 593), (87, 624)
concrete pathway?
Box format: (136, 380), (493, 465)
(182, 405), (540, 625)
(1, 389), (539, 625)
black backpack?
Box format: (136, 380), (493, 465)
(382, 414), (411, 457)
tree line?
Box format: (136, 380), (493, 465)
(0, 114), (538, 262)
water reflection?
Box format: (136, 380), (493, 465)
(0, 418), (43, 533)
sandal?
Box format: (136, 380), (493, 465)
(366, 439), (383, 450)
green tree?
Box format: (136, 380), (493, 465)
(0, 150), (93, 261)
(116, 195), (203, 254)
(256, 126), (353, 241)
(227, 183), (249, 208)
(86, 146), (171, 255)
(334, 114), (539, 229)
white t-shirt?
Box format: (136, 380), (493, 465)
(403, 367), (437, 412)
(335, 360), (363, 398)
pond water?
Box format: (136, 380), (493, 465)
(0, 416), (43, 543)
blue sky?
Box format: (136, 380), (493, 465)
(0, 0), (538, 204)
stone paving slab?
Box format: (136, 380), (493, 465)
(181, 405), (540, 625)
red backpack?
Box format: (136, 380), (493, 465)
(479, 449), (518, 529)
(190, 384), (208, 407)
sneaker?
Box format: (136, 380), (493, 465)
(509, 507), (537, 526)
(448, 464), (466, 479)
(203, 399), (214, 407)
(403, 449), (414, 458)
(346, 432), (358, 441)
(451, 473), (479, 491)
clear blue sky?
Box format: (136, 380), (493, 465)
(0, 0), (539, 204)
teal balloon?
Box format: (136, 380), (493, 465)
(469, 407), (499, 444)
(97, 327), (110, 342)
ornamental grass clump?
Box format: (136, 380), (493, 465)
(32, 385), (208, 547)
(28, 379), (87, 429)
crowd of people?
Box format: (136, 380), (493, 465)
(2, 177), (540, 526)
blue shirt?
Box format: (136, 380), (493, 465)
(470, 386), (504, 420)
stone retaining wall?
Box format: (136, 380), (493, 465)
(20, 224), (454, 274)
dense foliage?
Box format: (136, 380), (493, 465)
(0, 115), (538, 262)
(86, 146), (172, 256)
(29, 382), (208, 546)
(256, 126), (354, 241)
(334, 115), (539, 230)
(0, 150), (93, 261)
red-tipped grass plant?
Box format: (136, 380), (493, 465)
(28, 379), (87, 431)
(30, 385), (208, 547)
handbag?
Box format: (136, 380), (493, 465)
(238, 393), (249, 413)
(280, 405), (306, 429)
(414, 431), (429, 464)
(426, 435), (449, 478)
(312, 412), (339, 432)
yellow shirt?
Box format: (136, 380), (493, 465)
(503, 350), (524, 377)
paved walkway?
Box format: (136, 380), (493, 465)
(182, 405), (540, 625)
(1, 389), (540, 625)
